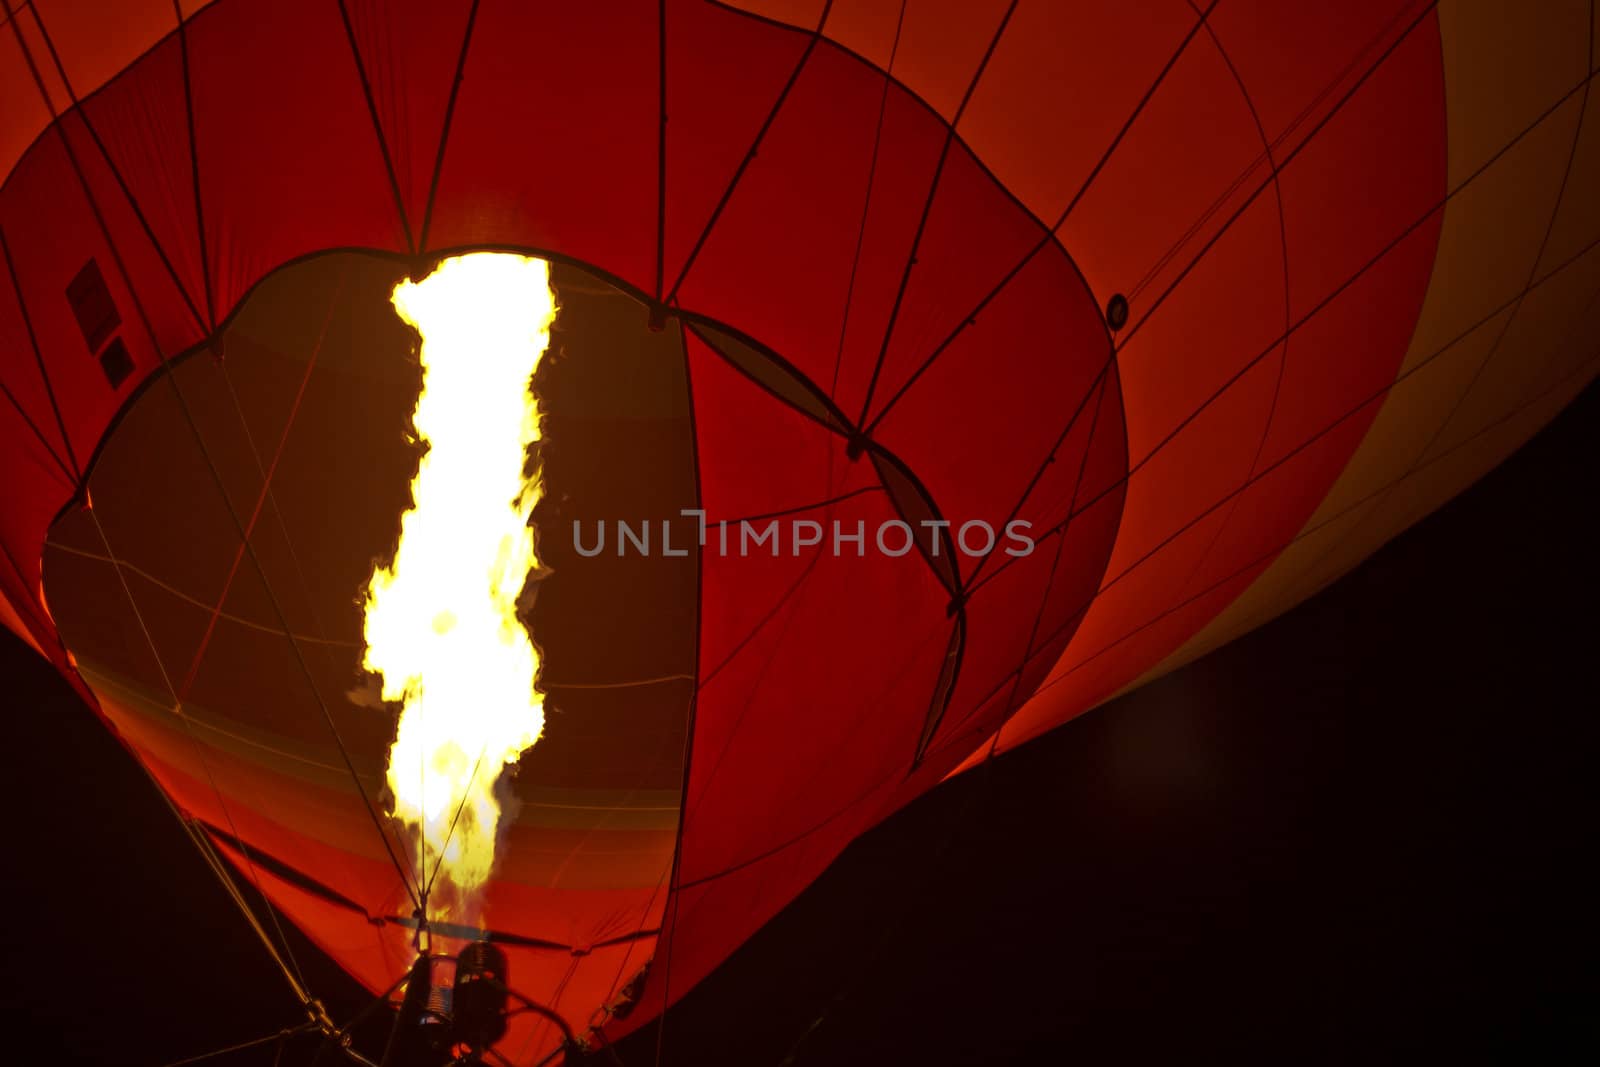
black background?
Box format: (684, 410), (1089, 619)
(3, 381), (1594, 1066)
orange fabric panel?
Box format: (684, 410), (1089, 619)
(74, 33), (209, 328)
(1397, 101), (1586, 378)
(1290, 357), (1599, 616)
(872, 0), (1013, 121)
(602, 774), (899, 1047)
(1429, 247), (1600, 460)
(89, 656), (677, 950)
(1206, 0), (1435, 156)
(1535, 72), (1600, 274)
(29, 1), (176, 100)
(819, 0), (901, 69)
(1436, 0), (1590, 182)
(492, 938), (663, 1065)
(988, 7), (1447, 754)
(7, 7), (71, 129)
(1052, 25), (1267, 331)
(1150, 0), (1596, 683)
(852, 137), (1045, 425)
(207, 833), (406, 995)
(1283, 275), (1600, 607)
(1008, 357), (1278, 728)
(1, 0), (216, 185)
(0, 17), (54, 183)
(86, 666), (414, 917)
(660, 0), (810, 295)
(957, 0), (1196, 226)
(730, 0), (1031, 125)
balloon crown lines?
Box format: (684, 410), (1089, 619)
(570, 513), (1036, 559)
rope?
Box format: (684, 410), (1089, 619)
(84, 502), (313, 1005)
(154, 1024), (316, 1067)
(423, 746), (487, 904)
(43, 541), (356, 647)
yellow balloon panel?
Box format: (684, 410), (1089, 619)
(1427, 244), (1600, 462)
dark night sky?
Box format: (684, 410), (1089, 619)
(3, 379), (1595, 1066)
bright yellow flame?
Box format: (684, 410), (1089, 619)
(361, 252), (556, 924)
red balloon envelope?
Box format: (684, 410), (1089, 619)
(2, 2), (1596, 1061)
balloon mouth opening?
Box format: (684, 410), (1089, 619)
(37, 246), (698, 934)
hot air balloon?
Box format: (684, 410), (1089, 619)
(2, 1), (1595, 1063)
